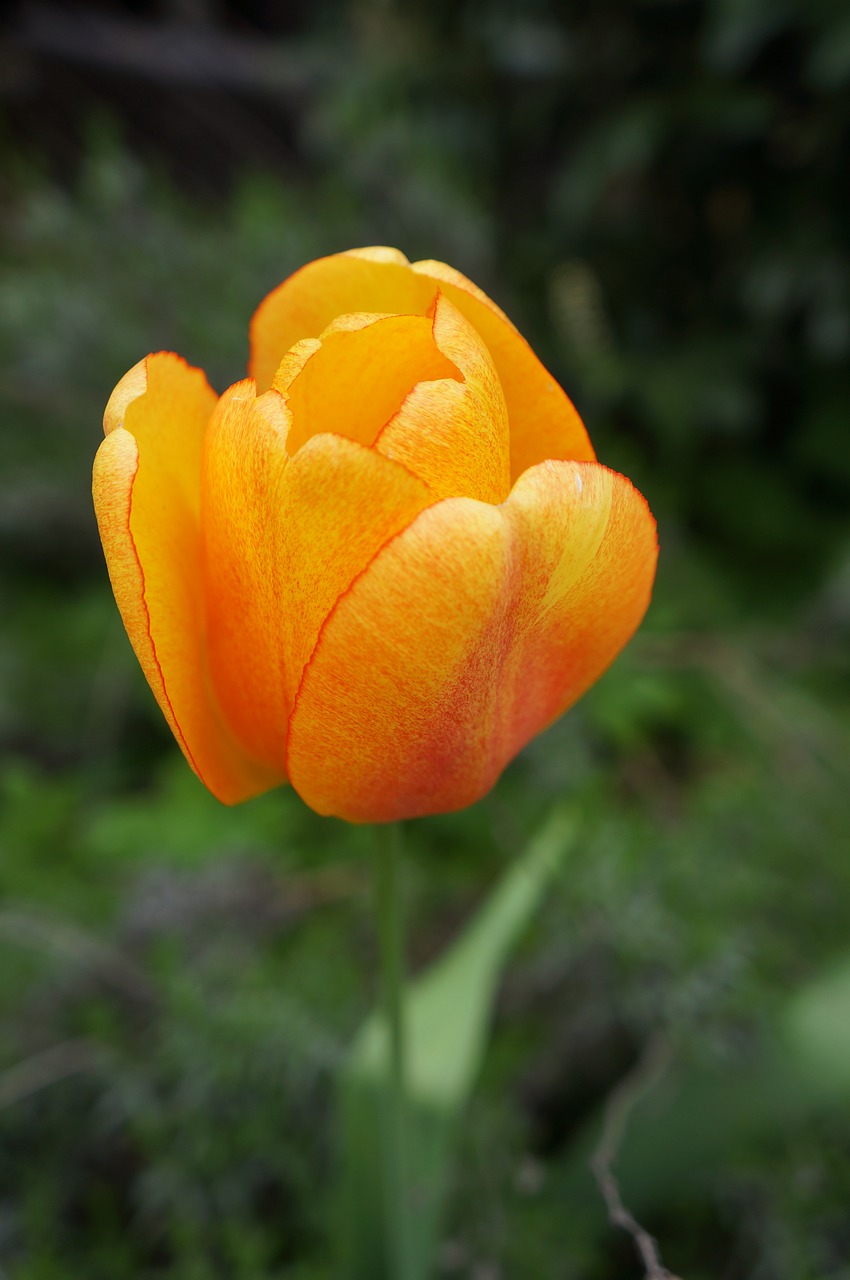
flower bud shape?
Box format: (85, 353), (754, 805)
(93, 247), (657, 822)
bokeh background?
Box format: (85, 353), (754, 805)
(1, 1), (849, 1276)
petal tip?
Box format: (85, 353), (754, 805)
(103, 357), (148, 435)
(344, 246), (410, 266)
(103, 351), (212, 437)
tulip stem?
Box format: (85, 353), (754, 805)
(374, 821), (414, 1280)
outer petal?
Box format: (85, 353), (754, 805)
(202, 381), (435, 773)
(93, 353), (276, 803)
(495, 462), (657, 739)
(103, 357), (148, 434)
(249, 248), (594, 480)
(286, 461), (657, 822)
(273, 312), (457, 456)
(375, 293), (511, 503)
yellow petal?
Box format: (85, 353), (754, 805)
(249, 248), (594, 479)
(286, 497), (507, 821)
(273, 312), (457, 456)
(250, 249), (436, 392)
(93, 354), (276, 803)
(103, 357), (148, 435)
(286, 461), (656, 822)
(411, 259), (595, 479)
(345, 247), (411, 266)
(375, 293), (511, 503)
(277, 434), (436, 708)
(494, 461), (657, 737)
(410, 259), (515, 326)
(202, 381), (435, 771)
(201, 381), (293, 774)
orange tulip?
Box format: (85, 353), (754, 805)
(93, 247), (657, 822)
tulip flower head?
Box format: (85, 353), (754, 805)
(93, 247), (657, 822)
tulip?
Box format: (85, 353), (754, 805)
(93, 246), (657, 823)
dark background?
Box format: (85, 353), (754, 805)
(1, 1), (849, 1277)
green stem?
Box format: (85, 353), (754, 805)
(373, 822), (413, 1280)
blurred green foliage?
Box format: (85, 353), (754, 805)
(1, 0), (849, 1276)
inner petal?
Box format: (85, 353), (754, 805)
(374, 293), (511, 504)
(273, 312), (459, 456)
(202, 382), (293, 775)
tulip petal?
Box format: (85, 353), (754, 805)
(103, 357), (148, 435)
(93, 353), (276, 803)
(273, 312), (458, 456)
(345, 247), (410, 266)
(374, 293), (511, 503)
(202, 382), (436, 772)
(411, 259), (595, 479)
(495, 461), (658, 739)
(250, 251), (437, 392)
(201, 381), (293, 775)
(287, 461), (657, 822)
(250, 248), (594, 480)
(278, 435), (436, 708)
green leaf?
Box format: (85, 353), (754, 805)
(336, 807), (578, 1280)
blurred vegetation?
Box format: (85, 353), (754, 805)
(1, 0), (849, 1276)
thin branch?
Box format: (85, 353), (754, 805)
(0, 1039), (99, 1109)
(590, 1035), (681, 1280)
(0, 908), (155, 1008)
(635, 631), (849, 772)
(13, 3), (326, 94)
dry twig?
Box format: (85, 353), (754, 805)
(590, 1035), (681, 1280)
